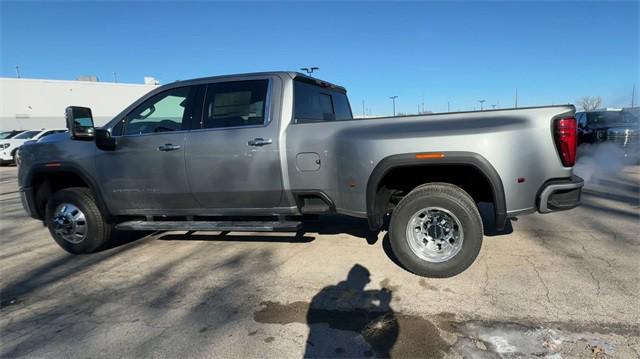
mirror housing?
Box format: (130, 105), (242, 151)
(65, 106), (95, 140)
(95, 128), (117, 151)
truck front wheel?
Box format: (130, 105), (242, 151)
(45, 187), (112, 254)
(388, 183), (483, 278)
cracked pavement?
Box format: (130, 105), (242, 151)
(1, 165), (639, 358)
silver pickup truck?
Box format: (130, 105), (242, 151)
(17, 71), (583, 277)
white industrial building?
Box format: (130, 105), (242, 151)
(0, 77), (160, 130)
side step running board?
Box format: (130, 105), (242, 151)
(115, 220), (302, 232)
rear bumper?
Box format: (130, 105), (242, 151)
(537, 175), (584, 213)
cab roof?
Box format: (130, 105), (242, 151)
(170, 71), (347, 93)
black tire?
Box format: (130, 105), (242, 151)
(388, 183), (483, 278)
(45, 187), (112, 254)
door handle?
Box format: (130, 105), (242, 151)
(158, 144), (181, 152)
(248, 138), (273, 146)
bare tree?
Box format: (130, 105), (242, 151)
(577, 96), (603, 111)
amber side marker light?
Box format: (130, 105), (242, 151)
(415, 153), (445, 159)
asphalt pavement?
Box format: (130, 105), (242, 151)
(1, 162), (638, 358)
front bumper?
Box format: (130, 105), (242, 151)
(0, 151), (13, 162)
(537, 175), (584, 213)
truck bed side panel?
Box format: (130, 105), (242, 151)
(285, 106), (574, 216)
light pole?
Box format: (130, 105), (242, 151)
(300, 67), (319, 76)
(478, 99), (486, 111)
(389, 96), (398, 116)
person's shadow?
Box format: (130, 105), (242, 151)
(304, 264), (399, 358)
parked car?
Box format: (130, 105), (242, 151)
(17, 71), (583, 277)
(577, 108), (639, 152)
(0, 129), (67, 165)
(0, 130), (25, 139)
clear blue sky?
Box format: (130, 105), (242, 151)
(2, 1), (638, 115)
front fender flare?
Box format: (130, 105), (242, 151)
(23, 162), (112, 221)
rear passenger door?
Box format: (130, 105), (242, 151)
(185, 78), (283, 210)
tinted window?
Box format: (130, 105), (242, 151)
(621, 109), (639, 123)
(332, 92), (353, 121)
(576, 113), (587, 127)
(125, 87), (195, 135)
(14, 130), (40, 139)
(586, 111), (624, 126)
(39, 131), (56, 138)
(200, 80), (268, 129)
(294, 80), (352, 123)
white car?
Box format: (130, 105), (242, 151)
(0, 129), (67, 165)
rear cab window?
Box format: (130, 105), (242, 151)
(294, 79), (352, 123)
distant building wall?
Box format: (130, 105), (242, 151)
(0, 77), (159, 130)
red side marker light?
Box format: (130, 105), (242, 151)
(46, 163), (61, 167)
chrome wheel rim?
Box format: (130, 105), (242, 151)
(52, 203), (88, 244)
(405, 207), (463, 263)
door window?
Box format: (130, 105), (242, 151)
(124, 86), (196, 135)
(200, 80), (269, 129)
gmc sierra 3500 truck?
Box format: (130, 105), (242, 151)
(17, 71), (584, 277)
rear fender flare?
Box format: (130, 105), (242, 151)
(365, 151), (506, 230)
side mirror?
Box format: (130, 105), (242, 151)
(65, 106), (95, 140)
(95, 128), (117, 151)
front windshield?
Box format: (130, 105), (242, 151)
(13, 130), (40, 139)
(0, 132), (11, 139)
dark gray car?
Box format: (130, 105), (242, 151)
(17, 71), (583, 277)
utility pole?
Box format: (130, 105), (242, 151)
(632, 84), (636, 107)
(421, 95), (425, 114)
(447, 101), (450, 112)
(389, 96), (398, 116)
(515, 88), (518, 108)
(478, 99), (486, 111)
(362, 100), (365, 117)
(113, 71), (118, 83)
(300, 67), (319, 76)
(15, 65), (21, 78)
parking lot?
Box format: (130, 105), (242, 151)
(1, 163), (638, 358)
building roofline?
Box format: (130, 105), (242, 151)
(0, 77), (158, 87)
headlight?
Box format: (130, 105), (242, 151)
(0, 144), (9, 149)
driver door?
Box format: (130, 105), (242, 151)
(95, 85), (203, 215)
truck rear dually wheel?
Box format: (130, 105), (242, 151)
(389, 183), (483, 278)
(45, 187), (112, 254)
